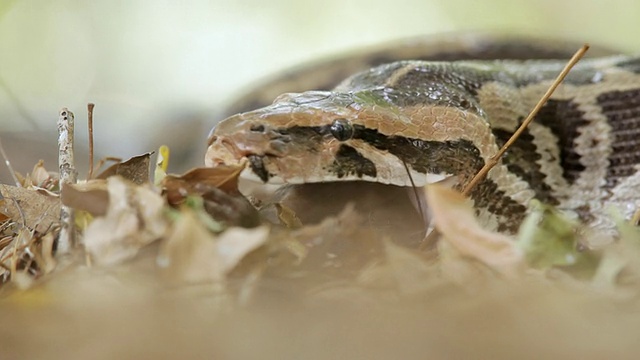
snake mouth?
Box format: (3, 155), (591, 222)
(205, 139), (243, 167)
(206, 134), (284, 167)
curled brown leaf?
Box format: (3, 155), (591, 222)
(95, 153), (152, 184)
(163, 165), (259, 228)
(425, 184), (525, 278)
(61, 181), (109, 216)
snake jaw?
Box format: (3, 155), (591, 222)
(206, 122), (287, 168)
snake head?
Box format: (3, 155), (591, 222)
(207, 82), (487, 187)
(206, 91), (372, 184)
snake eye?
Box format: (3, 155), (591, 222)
(250, 124), (266, 133)
(329, 118), (354, 141)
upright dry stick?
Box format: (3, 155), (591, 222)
(57, 108), (78, 254)
(87, 103), (95, 179)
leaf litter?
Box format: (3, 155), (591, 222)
(2, 118), (640, 359)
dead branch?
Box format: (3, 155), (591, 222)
(57, 108), (78, 254)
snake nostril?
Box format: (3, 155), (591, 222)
(250, 124), (266, 133)
(207, 135), (218, 145)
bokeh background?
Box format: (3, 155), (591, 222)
(1, 0), (639, 176)
(3, 4), (640, 358)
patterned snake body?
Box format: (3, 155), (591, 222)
(206, 35), (640, 233)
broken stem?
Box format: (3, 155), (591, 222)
(57, 108), (78, 254)
(88, 103), (95, 179)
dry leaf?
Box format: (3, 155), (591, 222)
(201, 188), (260, 228)
(275, 203), (303, 228)
(0, 184), (60, 233)
(157, 208), (223, 284)
(84, 176), (167, 265)
(163, 165), (259, 228)
(0, 227), (35, 287)
(61, 181), (109, 216)
(357, 239), (437, 296)
(382, 240), (437, 294)
(163, 165), (244, 200)
(95, 153), (152, 184)
(157, 207), (269, 284)
(216, 225), (269, 271)
(286, 204), (384, 274)
(425, 184), (524, 278)
(0, 210), (58, 286)
(23, 160), (58, 190)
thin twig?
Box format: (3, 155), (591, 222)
(88, 103), (95, 179)
(461, 44), (589, 196)
(419, 44), (589, 251)
(11, 198), (26, 229)
(0, 136), (20, 187)
(402, 160), (425, 224)
(57, 108), (78, 254)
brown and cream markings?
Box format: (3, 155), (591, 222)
(206, 45), (640, 234)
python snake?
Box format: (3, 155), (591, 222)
(205, 33), (640, 234)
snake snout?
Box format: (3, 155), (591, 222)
(243, 123), (291, 157)
(210, 128), (287, 161)
(205, 136), (248, 167)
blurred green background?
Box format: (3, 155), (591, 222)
(0, 0), (638, 174)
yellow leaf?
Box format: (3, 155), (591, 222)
(154, 145), (170, 186)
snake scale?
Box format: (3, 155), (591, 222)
(205, 33), (640, 234)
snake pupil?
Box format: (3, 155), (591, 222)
(330, 118), (354, 141)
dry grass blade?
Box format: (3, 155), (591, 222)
(461, 44), (590, 196)
(92, 157), (124, 178)
(0, 136), (20, 187)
